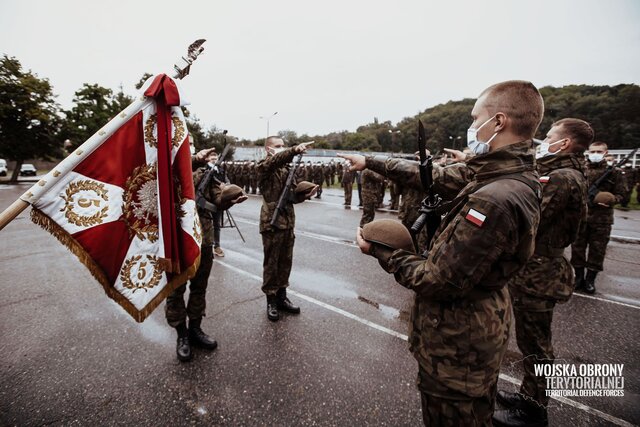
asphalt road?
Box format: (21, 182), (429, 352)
(1, 183), (639, 426)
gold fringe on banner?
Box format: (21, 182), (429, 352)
(30, 208), (200, 322)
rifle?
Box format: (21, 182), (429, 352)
(215, 130), (232, 168)
(410, 120), (442, 253)
(270, 153), (304, 228)
(195, 166), (218, 213)
(588, 147), (638, 205)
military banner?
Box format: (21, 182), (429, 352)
(27, 74), (201, 322)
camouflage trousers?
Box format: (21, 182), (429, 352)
(418, 370), (495, 426)
(511, 289), (556, 407)
(165, 245), (214, 328)
(571, 222), (612, 272)
(359, 199), (377, 227)
(313, 180), (323, 197)
(261, 228), (295, 296)
(343, 182), (353, 205)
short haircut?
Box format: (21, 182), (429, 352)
(265, 136), (283, 147)
(480, 80), (544, 139)
(552, 118), (594, 151)
(590, 141), (608, 151)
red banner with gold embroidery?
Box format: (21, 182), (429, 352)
(30, 74), (201, 322)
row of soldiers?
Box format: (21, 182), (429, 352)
(339, 80), (636, 426)
(222, 159), (347, 198)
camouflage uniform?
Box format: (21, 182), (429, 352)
(359, 169), (385, 227)
(508, 153), (587, 407)
(312, 163), (324, 198)
(619, 165), (635, 207)
(365, 141), (541, 425)
(571, 159), (626, 272)
(325, 162), (333, 187)
(342, 167), (355, 206)
(336, 162), (344, 185)
(389, 180), (401, 210)
(165, 159), (224, 327)
(242, 162), (251, 194)
(257, 148), (307, 296)
(249, 161), (258, 194)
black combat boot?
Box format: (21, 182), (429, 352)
(574, 267), (585, 290)
(175, 323), (192, 362)
(496, 390), (528, 409)
(267, 295), (279, 321)
(493, 402), (548, 427)
(584, 269), (597, 294)
(188, 319), (218, 350)
(276, 288), (301, 314)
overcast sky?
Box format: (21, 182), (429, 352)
(1, 0), (639, 140)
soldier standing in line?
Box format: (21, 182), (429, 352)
(341, 164), (355, 207)
(571, 141), (627, 294)
(249, 161), (258, 194)
(340, 80), (543, 426)
(493, 118), (592, 426)
(257, 137), (317, 321)
(359, 169), (385, 227)
(243, 161), (252, 194)
(619, 162), (635, 208)
(336, 161), (344, 185)
(322, 161), (330, 187)
(329, 160), (337, 185)
(389, 180), (401, 210)
(312, 161), (324, 198)
(166, 148), (247, 362)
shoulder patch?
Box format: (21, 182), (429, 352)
(465, 208), (486, 227)
(539, 176), (550, 183)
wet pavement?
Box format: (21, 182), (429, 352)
(0, 183), (639, 426)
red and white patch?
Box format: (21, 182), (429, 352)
(465, 208), (486, 227)
(539, 176), (550, 183)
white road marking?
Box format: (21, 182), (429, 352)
(215, 259), (636, 427)
(572, 292), (640, 309)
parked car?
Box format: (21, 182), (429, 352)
(0, 159), (7, 176)
(20, 163), (37, 176)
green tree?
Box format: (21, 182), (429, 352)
(0, 55), (61, 181)
(60, 83), (132, 148)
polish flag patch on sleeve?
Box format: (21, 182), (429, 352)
(465, 208), (486, 227)
(539, 176), (550, 183)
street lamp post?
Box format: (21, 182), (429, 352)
(259, 111), (278, 142)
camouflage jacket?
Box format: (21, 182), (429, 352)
(312, 164), (324, 182)
(361, 169), (385, 203)
(368, 141), (541, 398)
(257, 148), (301, 233)
(585, 160), (626, 224)
(193, 161), (225, 247)
(509, 153), (587, 302)
(366, 158), (473, 203)
(341, 168), (355, 185)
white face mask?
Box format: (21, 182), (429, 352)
(536, 138), (566, 160)
(588, 153), (604, 163)
(467, 115), (498, 155)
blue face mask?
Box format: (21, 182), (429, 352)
(467, 115), (498, 155)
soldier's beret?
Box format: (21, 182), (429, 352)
(215, 184), (245, 209)
(295, 181), (316, 194)
(593, 191), (616, 206)
(362, 219), (414, 253)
